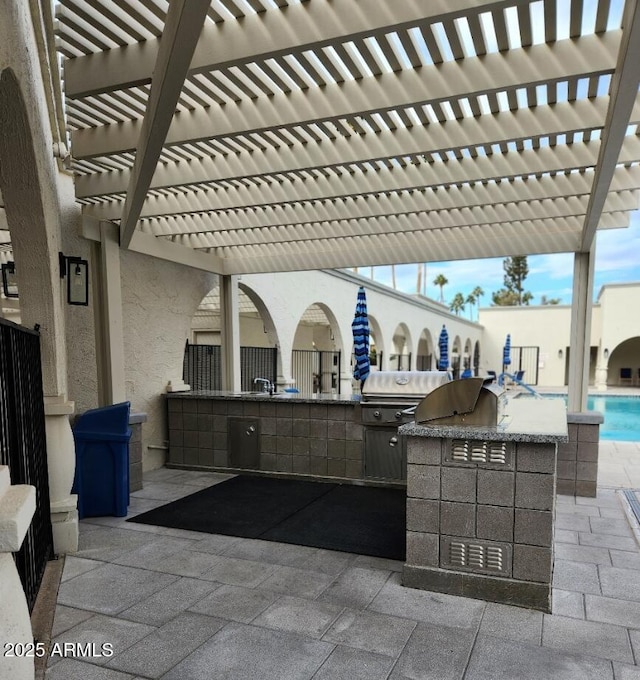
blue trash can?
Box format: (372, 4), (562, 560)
(72, 402), (132, 519)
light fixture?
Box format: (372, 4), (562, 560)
(558, 349), (563, 359)
(59, 252), (89, 306)
(603, 348), (609, 360)
(1, 261), (18, 298)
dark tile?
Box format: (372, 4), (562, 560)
(515, 472), (554, 511)
(407, 499), (439, 533)
(513, 545), (552, 583)
(514, 509), (553, 546)
(477, 470), (514, 507)
(441, 466), (477, 503)
(440, 501), (475, 538)
(477, 505), (514, 542)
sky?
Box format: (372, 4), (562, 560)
(358, 210), (640, 319)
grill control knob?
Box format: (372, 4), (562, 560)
(395, 411), (403, 420)
(373, 410), (381, 419)
(246, 426), (256, 436)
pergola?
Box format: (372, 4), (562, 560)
(52, 0), (640, 405)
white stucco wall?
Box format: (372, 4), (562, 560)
(479, 285), (640, 388)
(238, 270), (483, 387)
(121, 250), (216, 469)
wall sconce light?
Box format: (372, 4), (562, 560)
(59, 252), (89, 306)
(603, 348), (609, 360)
(1, 261), (18, 298)
(558, 349), (563, 359)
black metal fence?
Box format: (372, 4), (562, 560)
(510, 346), (540, 385)
(389, 353), (412, 371)
(416, 354), (433, 370)
(0, 319), (54, 612)
(183, 342), (278, 391)
(291, 350), (341, 393)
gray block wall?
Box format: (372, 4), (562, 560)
(556, 412), (603, 498)
(403, 435), (557, 612)
(129, 413), (146, 492)
(167, 397), (366, 482)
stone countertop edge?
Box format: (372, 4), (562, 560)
(129, 413), (147, 424)
(399, 399), (568, 443)
(567, 411), (604, 424)
(165, 390), (361, 405)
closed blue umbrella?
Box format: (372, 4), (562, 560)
(503, 334), (512, 369)
(438, 325), (449, 371)
(352, 286), (370, 384)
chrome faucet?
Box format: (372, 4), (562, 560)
(253, 377), (274, 395)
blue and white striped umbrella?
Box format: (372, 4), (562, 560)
(438, 325), (449, 371)
(503, 334), (512, 367)
(352, 286), (371, 384)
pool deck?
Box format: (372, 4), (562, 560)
(43, 439), (640, 680)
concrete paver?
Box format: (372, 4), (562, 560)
(45, 441), (640, 679)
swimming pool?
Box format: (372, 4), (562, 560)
(531, 394), (640, 441)
(585, 395), (640, 441)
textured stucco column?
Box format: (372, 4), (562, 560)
(220, 274), (241, 392)
(0, 466), (36, 680)
(97, 220), (126, 405)
(44, 397), (78, 553)
(595, 351), (609, 391)
(567, 249), (595, 412)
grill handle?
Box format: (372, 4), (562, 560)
(400, 406), (417, 417)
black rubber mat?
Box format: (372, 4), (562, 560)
(128, 475), (406, 560)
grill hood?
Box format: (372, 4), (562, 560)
(414, 377), (506, 426)
(362, 371), (451, 401)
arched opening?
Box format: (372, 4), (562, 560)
(390, 323), (412, 371)
(473, 340), (482, 376)
(365, 313), (384, 371)
(416, 329), (434, 370)
(292, 303), (342, 393)
(607, 337), (640, 387)
(451, 335), (462, 379)
(187, 282), (280, 391)
(463, 338), (473, 373)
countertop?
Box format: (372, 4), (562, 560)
(166, 390), (361, 405)
(399, 396), (568, 443)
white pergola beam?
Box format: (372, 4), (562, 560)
(70, 33), (620, 160)
(214, 221), (582, 275)
(162, 212), (628, 251)
(62, 0), (525, 99)
(75, 94), (640, 199)
(83, 140), (640, 221)
(580, 0), (640, 250)
(119, 0), (209, 249)
(139, 191), (638, 238)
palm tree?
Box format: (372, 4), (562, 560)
(465, 292), (476, 319)
(433, 274), (448, 303)
(449, 292), (465, 316)
(471, 286), (484, 320)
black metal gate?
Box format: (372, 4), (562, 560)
(389, 353), (412, 370)
(511, 346), (540, 385)
(0, 319), (54, 612)
(416, 354), (432, 370)
(292, 350), (341, 393)
(183, 342), (278, 391)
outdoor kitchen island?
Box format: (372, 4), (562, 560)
(166, 391), (376, 483)
(399, 396), (568, 612)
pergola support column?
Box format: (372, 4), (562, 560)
(220, 275), (241, 392)
(567, 248), (596, 412)
(94, 221), (126, 405)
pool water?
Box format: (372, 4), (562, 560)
(533, 394), (640, 441)
(586, 395), (640, 441)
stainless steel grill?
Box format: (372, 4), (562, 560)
(360, 371), (451, 481)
